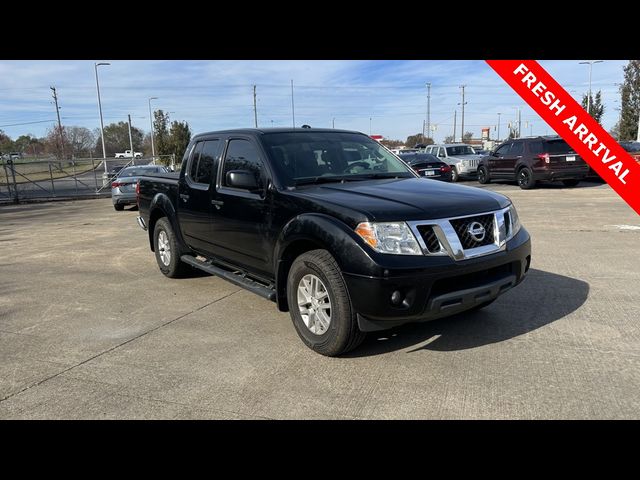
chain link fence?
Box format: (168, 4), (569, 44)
(0, 155), (176, 204)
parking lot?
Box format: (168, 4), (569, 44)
(0, 180), (639, 419)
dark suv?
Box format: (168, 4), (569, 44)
(477, 136), (589, 189)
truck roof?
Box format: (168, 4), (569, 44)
(192, 127), (364, 139)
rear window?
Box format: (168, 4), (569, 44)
(544, 140), (574, 154)
(528, 141), (544, 154)
(119, 167), (166, 177)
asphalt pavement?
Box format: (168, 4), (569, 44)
(0, 180), (638, 419)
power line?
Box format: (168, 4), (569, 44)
(0, 119), (55, 127)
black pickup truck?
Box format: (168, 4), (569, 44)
(136, 128), (531, 356)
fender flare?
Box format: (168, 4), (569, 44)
(147, 192), (188, 252)
(273, 213), (377, 311)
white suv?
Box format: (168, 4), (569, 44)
(424, 144), (483, 182)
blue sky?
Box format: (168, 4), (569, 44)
(0, 60), (627, 144)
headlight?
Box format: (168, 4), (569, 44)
(506, 204), (522, 239)
(355, 222), (422, 255)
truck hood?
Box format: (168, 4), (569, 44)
(288, 177), (511, 223)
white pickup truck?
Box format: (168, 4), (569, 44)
(115, 150), (143, 159)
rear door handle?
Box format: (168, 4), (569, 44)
(180, 193), (189, 202)
(211, 199), (224, 207)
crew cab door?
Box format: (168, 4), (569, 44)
(209, 137), (272, 276)
(177, 139), (221, 254)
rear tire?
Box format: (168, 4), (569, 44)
(517, 167), (536, 189)
(153, 217), (188, 278)
(477, 166), (490, 184)
(114, 204), (125, 211)
(562, 179), (580, 187)
(287, 249), (365, 356)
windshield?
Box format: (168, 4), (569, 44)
(620, 142), (640, 153)
(261, 132), (414, 187)
(119, 167), (166, 177)
(446, 145), (475, 156)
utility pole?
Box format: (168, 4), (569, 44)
(50, 86), (65, 160)
(94, 62), (110, 171)
(290, 79), (295, 128)
(518, 108), (522, 139)
(127, 115), (135, 163)
(497, 112), (501, 141)
(332, 117), (335, 129)
(460, 86), (467, 140)
(148, 97), (158, 159)
(369, 117), (372, 136)
(253, 85), (258, 128)
(453, 110), (457, 142)
(426, 82), (431, 142)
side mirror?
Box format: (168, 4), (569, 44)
(226, 170), (259, 190)
(491, 150), (499, 157)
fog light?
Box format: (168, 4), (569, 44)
(391, 290), (403, 305)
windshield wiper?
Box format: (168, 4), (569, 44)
(351, 173), (413, 180)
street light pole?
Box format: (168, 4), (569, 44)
(497, 113), (502, 141)
(426, 82), (431, 142)
(127, 115), (135, 164)
(94, 62), (110, 172)
(148, 97), (158, 159)
(579, 60), (603, 115)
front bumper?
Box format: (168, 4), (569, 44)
(343, 227), (531, 331)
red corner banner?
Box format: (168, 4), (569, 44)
(487, 60), (640, 216)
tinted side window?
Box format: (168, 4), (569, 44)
(528, 141), (544, 154)
(188, 142), (203, 181)
(222, 139), (265, 190)
(195, 140), (220, 185)
(510, 142), (524, 155)
(495, 143), (511, 156)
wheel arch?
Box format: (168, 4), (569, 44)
(273, 213), (373, 312)
(147, 193), (187, 252)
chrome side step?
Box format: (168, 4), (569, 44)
(180, 254), (276, 302)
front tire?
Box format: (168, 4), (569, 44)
(287, 249), (365, 356)
(477, 166), (490, 184)
(153, 217), (188, 278)
(517, 167), (536, 189)
(451, 166), (460, 182)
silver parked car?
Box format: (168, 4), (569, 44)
(112, 165), (169, 211)
(424, 144), (484, 182)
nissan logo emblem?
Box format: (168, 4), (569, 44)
(467, 221), (486, 242)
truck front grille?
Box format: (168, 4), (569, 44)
(449, 214), (495, 249)
(416, 225), (442, 253)
(408, 207), (509, 261)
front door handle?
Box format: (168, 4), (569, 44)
(180, 193), (190, 202)
(211, 199), (224, 207)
